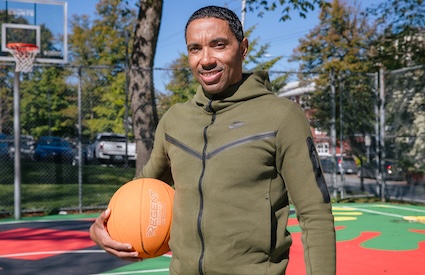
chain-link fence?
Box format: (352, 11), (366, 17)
(0, 64), (424, 219)
(274, 67), (425, 203)
(380, 66), (425, 202)
(0, 64), (139, 218)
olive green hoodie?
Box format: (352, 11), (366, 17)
(139, 71), (336, 275)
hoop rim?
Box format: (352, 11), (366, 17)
(6, 43), (39, 51)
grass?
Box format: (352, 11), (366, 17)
(0, 160), (136, 218)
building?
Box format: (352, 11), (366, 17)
(278, 80), (350, 157)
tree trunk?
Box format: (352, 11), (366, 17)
(130, 0), (162, 175)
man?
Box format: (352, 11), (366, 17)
(90, 5), (336, 275)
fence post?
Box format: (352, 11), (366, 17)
(330, 69), (338, 198)
(379, 67), (386, 202)
(78, 67), (83, 213)
(339, 75), (345, 198)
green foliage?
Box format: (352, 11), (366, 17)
(245, 0), (329, 21)
(164, 53), (198, 104)
(244, 26), (280, 72)
(364, 0), (425, 167)
(0, 10), (71, 137)
(69, 0), (136, 139)
(291, 0), (376, 159)
(366, 0), (425, 69)
(20, 67), (75, 138)
(85, 71), (129, 134)
(0, 67), (13, 135)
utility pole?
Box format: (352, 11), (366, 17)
(241, 0), (246, 30)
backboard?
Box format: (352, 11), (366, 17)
(0, 0), (67, 64)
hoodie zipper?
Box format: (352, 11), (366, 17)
(197, 99), (216, 275)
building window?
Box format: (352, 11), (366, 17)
(316, 142), (329, 156)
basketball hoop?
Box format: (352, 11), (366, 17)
(6, 43), (39, 73)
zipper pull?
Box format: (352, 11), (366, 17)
(205, 99), (214, 113)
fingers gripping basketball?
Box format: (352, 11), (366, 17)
(107, 178), (174, 258)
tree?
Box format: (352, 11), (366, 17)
(366, 0), (425, 69)
(366, 0), (425, 170)
(0, 10), (76, 138)
(243, 26), (288, 93)
(290, 0), (376, 162)
(0, 10), (63, 136)
(129, 1), (162, 174)
(69, 0), (136, 139)
(20, 67), (75, 138)
(160, 53), (198, 117)
(245, 0), (329, 21)
(0, 68), (13, 134)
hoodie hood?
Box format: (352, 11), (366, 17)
(193, 71), (273, 113)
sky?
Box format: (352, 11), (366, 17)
(65, 0), (383, 92)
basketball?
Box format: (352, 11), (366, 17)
(106, 178), (174, 258)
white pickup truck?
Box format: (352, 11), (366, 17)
(87, 133), (136, 165)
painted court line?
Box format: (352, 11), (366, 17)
(341, 205), (424, 221)
(373, 204), (425, 213)
(0, 217), (93, 225)
(0, 250), (105, 259)
(90, 269), (169, 275)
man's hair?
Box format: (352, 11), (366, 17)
(185, 5), (244, 43)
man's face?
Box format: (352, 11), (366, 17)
(186, 17), (248, 95)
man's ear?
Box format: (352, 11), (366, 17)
(240, 38), (248, 59)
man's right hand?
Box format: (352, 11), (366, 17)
(89, 208), (142, 262)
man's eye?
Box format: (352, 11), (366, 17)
(215, 43), (225, 49)
(189, 47), (200, 53)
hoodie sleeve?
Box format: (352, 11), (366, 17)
(137, 112), (173, 185)
(276, 101), (336, 275)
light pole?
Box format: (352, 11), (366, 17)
(241, 0), (246, 30)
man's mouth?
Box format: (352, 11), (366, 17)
(200, 70), (222, 84)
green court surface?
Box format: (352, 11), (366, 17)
(1, 203), (424, 275)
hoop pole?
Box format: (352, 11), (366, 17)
(13, 71), (22, 220)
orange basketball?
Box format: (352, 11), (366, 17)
(106, 178), (174, 258)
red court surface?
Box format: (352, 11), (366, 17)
(0, 203), (424, 275)
(1, 227), (94, 260)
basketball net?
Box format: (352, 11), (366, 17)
(6, 43), (39, 73)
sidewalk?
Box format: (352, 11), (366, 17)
(324, 173), (425, 204)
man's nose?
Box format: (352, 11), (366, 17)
(200, 49), (216, 68)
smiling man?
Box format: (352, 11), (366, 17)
(185, 15), (248, 94)
(90, 5), (336, 275)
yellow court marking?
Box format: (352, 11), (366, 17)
(333, 207), (357, 211)
(403, 216), (425, 223)
(334, 217), (358, 221)
(333, 212), (363, 216)
(333, 207), (362, 221)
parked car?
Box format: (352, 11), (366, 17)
(0, 133), (13, 161)
(34, 136), (75, 163)
(320, 156), (359, 174)
(87, 132), (136, 165)
(358, 160), (405, 181)
(8, 135), (36, 160)
(72, 143), (89, 166)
